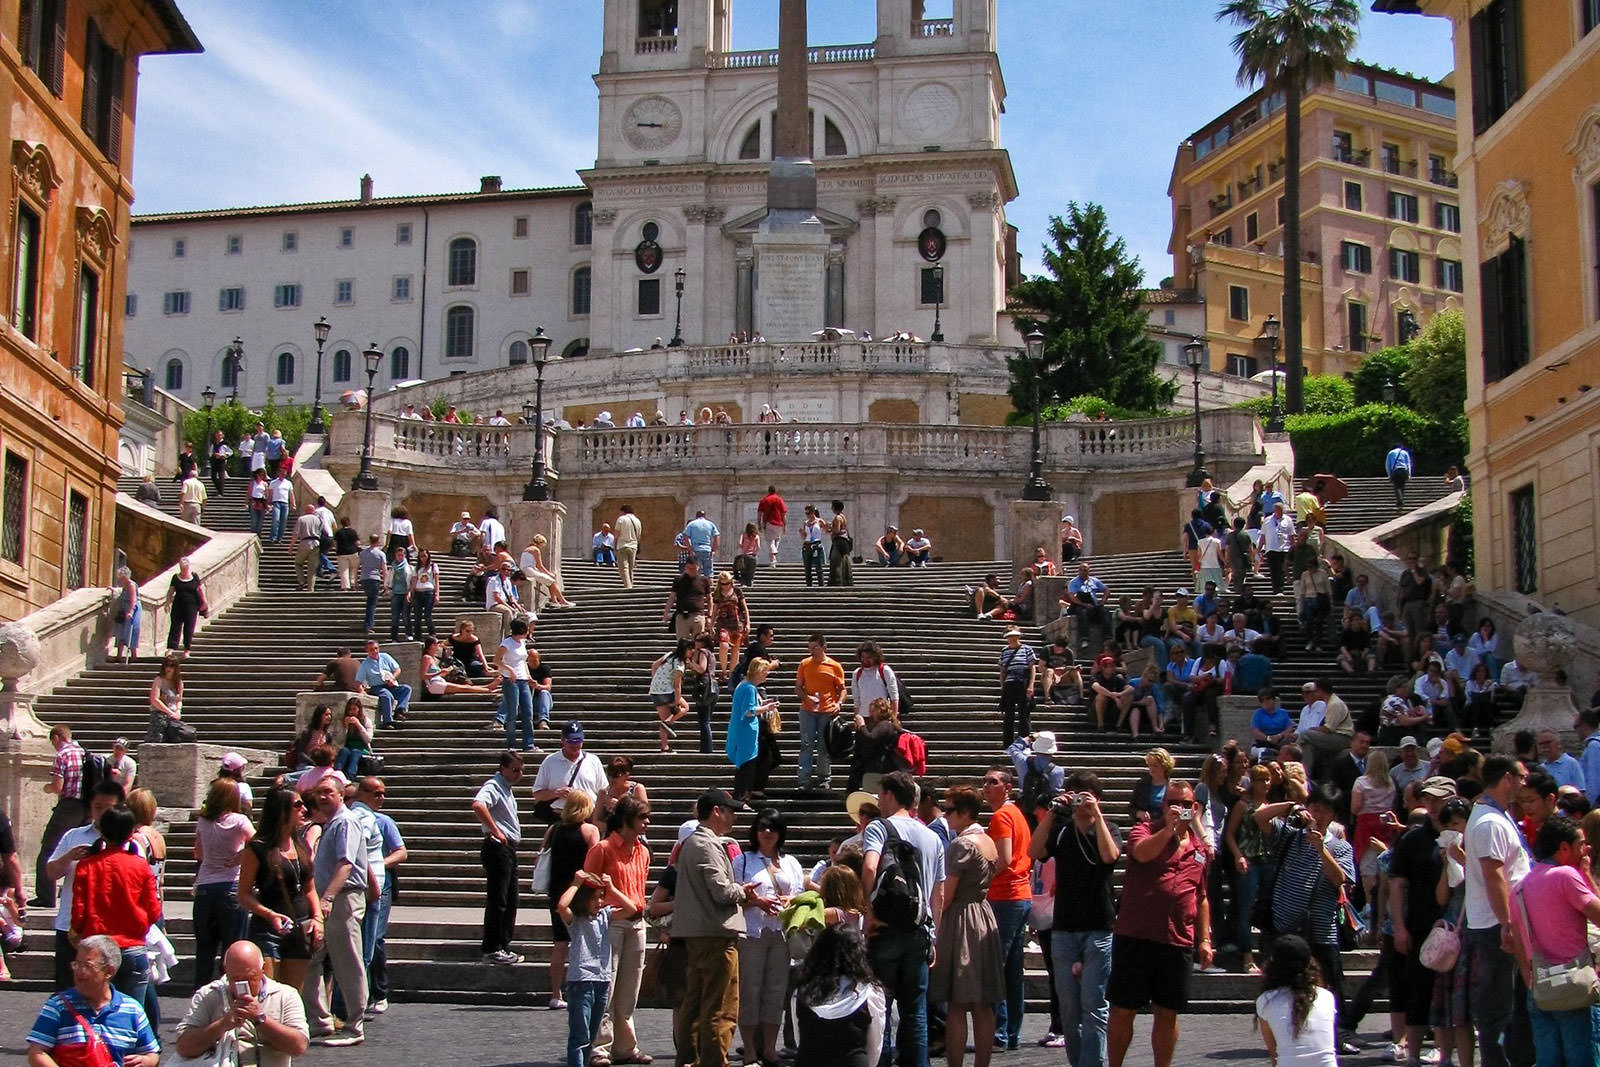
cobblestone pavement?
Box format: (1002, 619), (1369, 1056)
(0, 989), (1419, 1066)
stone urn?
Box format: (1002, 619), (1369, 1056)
(1492, 612), (1580, 753)
(0, 621), (50, 740)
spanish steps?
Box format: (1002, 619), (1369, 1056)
(12, 472), (1456, 1012)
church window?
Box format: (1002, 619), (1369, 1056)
(638, 0), (678, 38)
(823, 118), (846, 157)
(923, 209), (942, 229)
(739, 123), (762, 161)
(638, 278), (661, 316)
(445, 305), (475, 359)
(574, 203), (593, 246)
(572, 267), (592, 316)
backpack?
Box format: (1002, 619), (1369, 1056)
(870, 819), (927, 930)
(891, 730), (927, 776)
(79, 750), (110, 803)
(1020, 756), (1056, 817)
(825, 717), (857, 760)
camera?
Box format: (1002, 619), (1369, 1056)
(1177, 808), (1193, 822)
(1285, 808), (1312, 830)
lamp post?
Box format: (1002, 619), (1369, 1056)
(930, 265), (945, 343)
(200, 385), (216, 442)
(1382, 377), (1397, 405)
(307, 315), (331, 435)
(522, 327), (555, 501)
(1260, 313), (1283, 433)
(669, 268), (686, 347)
(1185, 336), (1210, 488)
(1021, 328), (1052, 500)
(352, 343), (382, 491)
(226, 337), (244, 403)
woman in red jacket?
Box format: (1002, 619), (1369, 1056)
(71, 807), (160, 1011)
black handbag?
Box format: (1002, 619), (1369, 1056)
(357, 754), (385, 775)
(1250, 820), (1296, 936)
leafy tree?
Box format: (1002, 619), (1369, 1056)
(1008, 203), (1176, 413)
(1349, 346), (1413, 407)
(1234, 373), (1351, 417)
(1400, 309), (1466, 423)
(1218, 0), (1360, 415)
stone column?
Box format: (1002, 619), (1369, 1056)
(1009, 499), (1061, 576)
(506, 500), (570, 585)
(345, 487), (393, 548)
(0, 622), (66, 896)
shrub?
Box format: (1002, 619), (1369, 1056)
(1285, 404), (1465, 477)
(181, 390), (320, 456)
(1234, 374), (1352, 418)
(1349, 347), (1413, 407)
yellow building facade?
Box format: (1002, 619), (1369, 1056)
(1379, 0), (1600, 625)
(0, 0), (198, 620)
(1168, 61), (1461, 382)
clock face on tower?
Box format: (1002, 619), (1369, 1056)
(623, 95), (684, 152)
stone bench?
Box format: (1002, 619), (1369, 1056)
(1217, 696), (1257, 753)
(457, 611), (504, 649)
(294, 691), (379, 753)
(138, 742), (280, 812)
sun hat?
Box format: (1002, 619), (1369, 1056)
(1030, 731), (1058, 755)
(845, 791), (880, 822)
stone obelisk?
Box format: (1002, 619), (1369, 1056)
(753, 0), (828, 342)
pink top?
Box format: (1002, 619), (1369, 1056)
(194, 811), (254, 886)
(1515, 862), (1597, 965)
(739, 532), (760, 556)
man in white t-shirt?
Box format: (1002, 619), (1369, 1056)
(108, 738), (137, 790)
(1462, 755), (1532, 1067)
(529, 721), (607, 819)
(475, 508), (506, 556)
(44, 781), (124, 990)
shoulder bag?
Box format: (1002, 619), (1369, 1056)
(530, 824), (556, 896)
(1419, 917), (1461, 973)
(534, 760), (583, 823)
(1514, 881), (1600, 1012)
(161, 1030), (243, 1067)
(53, 998), (116, 1067)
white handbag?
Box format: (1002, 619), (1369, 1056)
(160, 1030), (242, 1067)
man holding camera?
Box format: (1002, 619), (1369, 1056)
(1030, 771), (1122, 1067)
(1106, 779), (1212, 1067)
(174, 941), (308, 1067)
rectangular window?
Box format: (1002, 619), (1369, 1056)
(1469, 0), (1524, 134)
(1434, 202), (1461, 232)
(1226, 353), (1258, 377)
(1344, 181), (1363, 211)
(1593, 181), (1600, 312)
(1333, 130), (1355, 164)
(1481, 235), (1530, 381)
(225, 234), (242, 255)
(1375, 82), (1418, 109)
(74, 265), (99, 386)
(1246, 212), (1259, 242)
(124, 293), (136, 317)
(395, 223), (412, 245)
(1389, 248), (1420, 283)
(638, 278), (662, 316)
(1, 451), (26, 565)
(172, 238), (185, 258)
(1349, 302), (1369, 353)
(1276, 197), (1284, 226)
(19, 0), (68, 96)
(572, 268), (592, 316)
(1228, 284), (1249, 321)
(392, 275), (411, 301)
(1381, 142), (1401, 174)
(339, 228), (353, 248)
(1340, 241), (1372, 274)
(513, 216), (529, 239)
(1586, 0), (1599, 34)
(1510, 484), (1536, 594)
(64, 489), (87, 590)
(1334, 71), (1370, 95)
(1437, 258), (1464, 292)
(282, 231), (297, 253)
(273, 283), (301, 308)
(1387, 191), (1419, 223)
(919, 268), (945, 306)
(219, 287), (244, 312)
(334, 279), (353, 305)
(1163, 309), (1176, 326)
(163, 290), (190, 315)
(574, 204), (593, 246)
(510, 269), (530, 296)
(12, 201), (41, 340)
(79, 19), (125, 162)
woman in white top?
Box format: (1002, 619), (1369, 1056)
(385, 506), (415, 559)
(409, 548), (440, 638)
(519, 534), (577, 609)
(495, 617), (536, 752)
(734, 809), (807, 1067)
(1255, 934), (1337, 1067)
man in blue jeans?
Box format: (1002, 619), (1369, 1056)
(355, 640), (410, 728)
(861, 772), (945, 1067)
(1031, 769), (1121, 1067)
(336, 777), (405, 1017)
(358, 535), (387, 635)
(982, 769), (1031, 1050)
(1463, 755), (1534, 1067)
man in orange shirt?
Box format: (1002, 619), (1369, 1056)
(70, 807), (160, 1013)
(795, 633), (846, 793)
(983, 769), (1032, 1051)
(583, 795), (651, 1066)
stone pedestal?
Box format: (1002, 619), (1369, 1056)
(0, 734), (58, 897)
(458, 611), (505, 651)
(753, 213), (828, 344)
(1492, 612), (1582, 753)
(345, 487), (393, 548)
(1034, 576), (1069, 625)
(0, 687), (50, 742)
(387, 641), (423, 696)
(506, 500), (569, 585)
(294, 692), (379, 752)
(138, 742), (280, 813)
(1492, 686), (1579, 754)
(1217, 696), (1256, 752)
(1009, 499), (1061, 575)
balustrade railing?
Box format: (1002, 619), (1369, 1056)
(636, 35), (678, 54)
(916, 18), (955, 36)
(711, 42), (875, 68)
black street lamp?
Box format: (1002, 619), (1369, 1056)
(1185, 336), (1211, 488)
(1382, 377), (1397, 405)
(522, 328), (555, 501)
(1021, 328), (1052, 500)
(669, 268), (686, 347)
(1260, 314), (1283, 433)
(201, 385), (216, 412)
(226, 337), (244, 403)
(352, 343), (383, 490)
(930, 264), (945, 344)
(307, 315), (331, 435)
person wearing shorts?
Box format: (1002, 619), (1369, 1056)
(1105, 780), (1213, 1067)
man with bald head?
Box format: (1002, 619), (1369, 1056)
(175, 940), (309, 1066)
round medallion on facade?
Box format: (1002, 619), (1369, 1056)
(918, 227), (947, 262)
(623, 95), (684, 151)
(902, 83), (959, 141)
(635, 239), (663, 274)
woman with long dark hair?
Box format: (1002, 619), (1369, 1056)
(795, 923), (885, 1067)
(191, 778), (253, 992)
(288, 704), (335, 771)
(1254, 934), (1336, 1066)
(735, 810), (807, 1067)
(410, 548), (440, 637)
(931, 785), (1004, 1067)
(147, 655), (186, 742)
(237, 787), (317, 990)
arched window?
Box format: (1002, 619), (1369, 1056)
(163, 358), (184, 392)
(390, 346), (410, 379)
(573, 203), (593, 246)
(572, 266), (592, 316)
(220, 353), (238, 389)
(331, 348), (352, 383)
(276, 352), (295, 385)
(447, 237), (477, 287)
(738, 123), (761, 160)
(823, 117), (847, 157)
(509, 340), (529, 366)
(561, 338), (589, 358)
(445, 305), (475, 359)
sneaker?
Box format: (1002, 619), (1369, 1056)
(1383, 1043), (1404, 1063)
(494, 949), (524, 964)
(1039, 1034), (1065, 1048)
(549, 996), (567, 1010)
(659, 721), (678, 739)
(366, 999), (388, 1015)
(317, 1033), (365, 1047)
(1201, 964), (1226, 974)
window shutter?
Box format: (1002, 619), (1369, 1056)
(1468, 9), (1489, 135)
(81, 21), (101, 136)
(105, 48), (124, 164)
(18, 0), (36, 71)
(1480, 255), (1504, 383)
(46, 0), (66, 96)
(1503, 0), (1523, 111)
(1508, 236), (1529, 369)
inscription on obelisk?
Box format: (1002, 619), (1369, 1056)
(754, 0), (828, 342)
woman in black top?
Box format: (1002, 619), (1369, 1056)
(543, 788), (601, 1011)
(165, 556), (206, 653)
(846, 698), (901, 793)
(237, 787), (316, 990)
(796, 923), (886, 1067)
(448, 619), (491, 679)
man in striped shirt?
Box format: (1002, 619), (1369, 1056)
(28, 934), (159, 1066)
(31, 726), (87, 908)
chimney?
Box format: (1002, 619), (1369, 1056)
(359, 174), (373, 202)
(480, 175), (503, 194)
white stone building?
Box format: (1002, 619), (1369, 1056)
(124, 0), (1020, 410)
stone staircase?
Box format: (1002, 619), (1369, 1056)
(12, 474), (1450, 1011)
(1304, 474), (1456, 535)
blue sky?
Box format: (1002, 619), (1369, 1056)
(130, 1), (1454, 280)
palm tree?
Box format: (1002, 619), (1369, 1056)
(1217, 0), (1360, 416)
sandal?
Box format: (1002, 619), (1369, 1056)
(615, 1055), (654, 1065)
